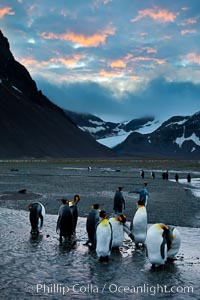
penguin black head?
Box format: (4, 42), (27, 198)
(74, 194), (80, 203)
(160, 224), (169, 239)
(99, 210), (107, 219)
(61, 199), (69, 205)
(91, 204), (100, 210)
(118, 187), (124, 191)
(118, 214), (127, 224)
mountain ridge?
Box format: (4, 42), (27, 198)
(65, 109), (200, 158)
(0, 30), (113, 159)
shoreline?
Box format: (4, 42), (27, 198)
(0, 180), (199, 228)
(0, 159), (199, 228)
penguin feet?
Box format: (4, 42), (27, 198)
(30, 230), (39, 236)
(167, 257), (177, 262)
(99, 256), (109, 262)
(111, 247), (120, 252)
(151, 264), (165, 270)
(135, 242), (146, 248)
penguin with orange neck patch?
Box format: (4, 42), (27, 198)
(28, 202), (45, 235)
(109, 214), (133, 249)
(131, 205), (147, 247)
(146, 223), (169, 268)
(96, 211), (112, 262)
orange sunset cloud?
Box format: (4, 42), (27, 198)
(131, 8), (178, 23)
(109, 60), (126, 69)
(0, 7), (15, 18)
(186, 53), (200, 65)
(40, 25), (115, 47)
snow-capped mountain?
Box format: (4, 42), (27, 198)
(113, 112), (200, 158)
(64, 109), (160, 147)
(65, 109), (200, 158)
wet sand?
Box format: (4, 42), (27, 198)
(0, 159), (199, 228)
(0, 160), (200, 300)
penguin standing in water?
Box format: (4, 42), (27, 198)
(146, 223), (169, 268)
(56, 199), (74, 243)
(28, 202), (45, 235)
(166, 226), (181, 259)
(96, 211), (112, 262)
(131, 205), (147, 247)
(86, 204), (100, 248)
(69, 194), (80, 233)
(109, 214), (133, 249)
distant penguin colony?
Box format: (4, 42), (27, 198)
(28, 182), (182, 268)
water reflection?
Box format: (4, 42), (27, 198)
(0, 208), (200, 300)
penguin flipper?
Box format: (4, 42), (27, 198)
(130, 221), (133, 231)
(160, 238), (167, 259)
(56, 216), (61, 233)
(40, 215), (44, 230)
(109, 222), (113, 251)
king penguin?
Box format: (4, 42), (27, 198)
(131, 205), (147, 246)
(96, 211), (112, 261)
(28, 202), (45, 235)
(146, 223), (169, 268)
(56, 199), (74, 243)
(109, 214), (127, 249)
(69, 194), (80, 233)
(86, 204), (100, 248)
(166, 226), (181, 259)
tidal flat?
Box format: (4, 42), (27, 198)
(0, 159), (200, 299)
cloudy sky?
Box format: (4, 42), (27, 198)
(1, 0), (200, 122)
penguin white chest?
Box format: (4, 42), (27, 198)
(96, 221), (112, 258)
(109, 218), (124, 248)
(132, 206), (147, 244)
(146, 224), (167, 266)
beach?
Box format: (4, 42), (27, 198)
(0, 159), (199, 227)
(0, 159), (200, 300)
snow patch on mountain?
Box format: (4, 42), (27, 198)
(98, 119), (162, 148)
(166, 119), (188, 127)
(175, 133), (200, 148)
(97, 131), (130, 148)
(81, 126), (107, 133)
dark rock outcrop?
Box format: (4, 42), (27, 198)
(0, 31), (113, 158)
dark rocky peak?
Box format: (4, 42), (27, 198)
(0, 30), (37, 96)
(161, 115), (189, 129)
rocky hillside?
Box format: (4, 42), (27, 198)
(113, 112), (200, 158)
(0, 31), (112, 159)
(64, 109), (155, 140)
